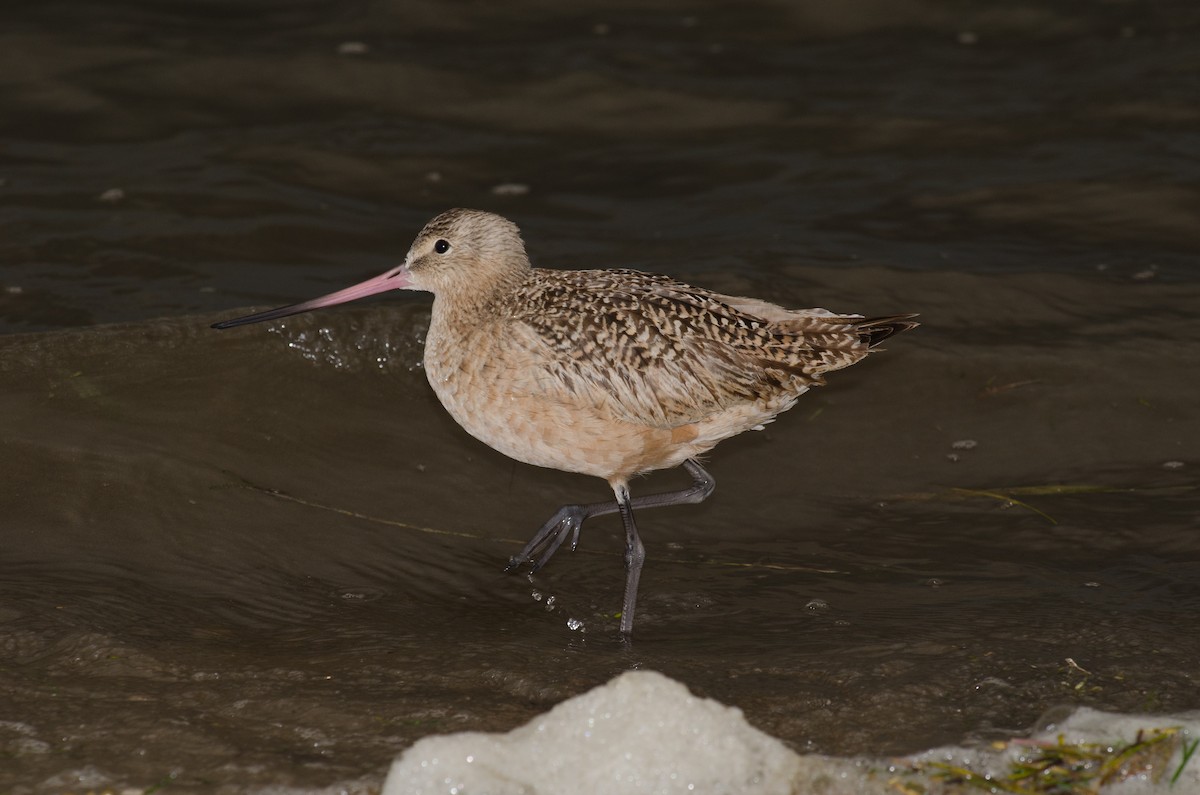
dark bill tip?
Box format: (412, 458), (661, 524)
(210, 303), (311, 330)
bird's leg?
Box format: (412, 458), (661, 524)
(504, 502), (601, 573)
(504, 459), (715, 573)
(615, 485), (644, 636)
(626, 458), (715, 511)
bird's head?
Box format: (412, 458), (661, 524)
(211, 208), (529, 330)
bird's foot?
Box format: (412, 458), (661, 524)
(503, 504), (587, 574)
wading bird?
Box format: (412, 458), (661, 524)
(214, 209), (916, 635)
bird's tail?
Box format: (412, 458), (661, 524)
(858, 314), (920, 348)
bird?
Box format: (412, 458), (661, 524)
(213, 208), (917, 636)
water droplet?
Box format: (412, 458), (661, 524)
(805, 598), (829, 611)
(566, 617), (584, 631)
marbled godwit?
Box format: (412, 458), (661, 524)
(213, 209), (917, 635)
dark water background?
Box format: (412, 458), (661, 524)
(2, 1), (1198, 791)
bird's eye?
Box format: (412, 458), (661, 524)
(434, 239), (450, 254)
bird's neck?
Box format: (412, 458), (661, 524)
(429, 258), (532, 331)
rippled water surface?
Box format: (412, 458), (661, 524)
(2, 1), (1198, 791)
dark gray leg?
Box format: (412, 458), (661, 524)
(504, 459), (715, 573)
(615, 485), (644, 636)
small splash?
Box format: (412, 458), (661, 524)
(333, 587), (385, 603)
(267, 313), (427, 372)
(948, 439), (978, 462)
(566, 617), (584, 632)
(804, 599), (829, 612)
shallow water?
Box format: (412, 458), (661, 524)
(2, 0), (1199, 792)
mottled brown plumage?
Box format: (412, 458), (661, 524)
(213, 208), (917, 636)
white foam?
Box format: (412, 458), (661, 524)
(383, 670), (811, 795)
(383, 671), (1200, 795)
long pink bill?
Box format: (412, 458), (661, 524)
(211, 265), (411, 329)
